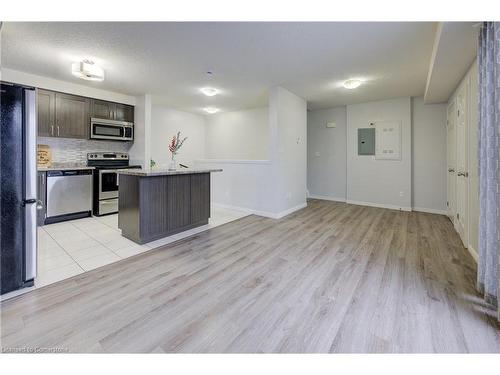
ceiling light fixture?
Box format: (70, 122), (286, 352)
(71, 60), (105, 81)
(343, 79), (362, 89)
(203, 107), (219, 114)
(200, 87), (219, 97)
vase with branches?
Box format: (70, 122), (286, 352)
(168, 131), (188, 170)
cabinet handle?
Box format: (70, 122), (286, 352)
(448, 168), (455, 173)
(57, 125), (60, 136)
(51, 125), (54, 136)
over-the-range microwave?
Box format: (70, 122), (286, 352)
(90, 118), (134, 141)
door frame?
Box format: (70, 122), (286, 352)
(455, 80), (469, 248)
(446, 99), (457, 225)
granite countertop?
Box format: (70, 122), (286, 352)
(117, 168), (222, 176)
(37, 164), (95, 171)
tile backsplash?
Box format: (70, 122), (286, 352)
(38, 137), (132, 164)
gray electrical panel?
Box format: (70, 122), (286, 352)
(358, 128), (375, 155)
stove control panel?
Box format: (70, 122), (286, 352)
(87, 152), (129, 160)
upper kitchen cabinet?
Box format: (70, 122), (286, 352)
(90, 99), (114, 120)
(114, 103), (134, 122)
(37, 89), (56, 137)
(91, 99), (134, 122)
(55, 93), (90, 139)
(37, 89), (134, 139)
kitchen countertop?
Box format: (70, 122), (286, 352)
(117, 168), (222, 176)
(37, 164), (95, 171)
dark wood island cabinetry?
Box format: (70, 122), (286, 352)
(118, 169), (221, 244)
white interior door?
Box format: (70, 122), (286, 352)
(447, 101), (457, 223)
(455, 84), (469, 247)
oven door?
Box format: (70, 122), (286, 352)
(99, 170), (119, 200)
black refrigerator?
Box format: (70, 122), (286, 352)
(1, 82), (37, 295)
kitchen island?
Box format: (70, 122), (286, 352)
(117, 168), (222, 244)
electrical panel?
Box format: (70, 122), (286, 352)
(375, 121), (401, 160)
(357, 128), (375, 155)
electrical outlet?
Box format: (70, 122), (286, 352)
(399, 191), (404, 197)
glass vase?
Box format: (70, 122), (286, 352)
(168, 154), (177, 171)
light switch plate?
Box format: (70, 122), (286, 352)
(326, 122), (336, 128)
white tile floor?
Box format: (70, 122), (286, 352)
(35, 206), (249, 288)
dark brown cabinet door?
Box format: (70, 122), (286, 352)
(167, 175), (192, 230)
(55, 93), (90, 139)
(90, 99), (114, 120)
(37, 89), (55, 137)
(191, 173), (210, 224)
(114, 103), (134, 122)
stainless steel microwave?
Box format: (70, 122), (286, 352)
(90, 118), (134, 141)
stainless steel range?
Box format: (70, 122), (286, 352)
(87, 152), (141, 216)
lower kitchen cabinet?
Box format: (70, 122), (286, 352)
(118, 172), (212, 244)
(37, 171), (46, 226)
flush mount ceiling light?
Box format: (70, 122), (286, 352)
(203, 107), (219, 114)
(200, 87), (219, 96)
(343, 79), (362, 89)
(71, 60), (104, 81)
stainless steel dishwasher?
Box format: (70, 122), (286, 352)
(46, 169), (93, 224)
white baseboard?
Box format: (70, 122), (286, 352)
(346, 199), (412, 212)
(411, 207), (448, 215)
(212, 202), (307, 220)
(272, 202), (308, 219)
(468, 245), (478, 263)
(308, 194), (346, 203)
(212, 203), (253, 214)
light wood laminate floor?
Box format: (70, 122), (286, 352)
(1, 200), (499, 353)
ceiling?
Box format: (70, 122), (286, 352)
(1, 22), (440, 113)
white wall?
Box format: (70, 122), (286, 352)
(346, 97), (412, 210)
(198, 87), (307, 218)
(151, 105), (206, 168)
(307, 107), (347, 201)
(1, 68), (136, 105)
(205, 107), (269, 160)
(129, 94), (151, 169)
(195, 159), (274, 215)
(269, 86), (308, 214)
(411, 96), (447, 214)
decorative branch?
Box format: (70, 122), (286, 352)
(168, 131), (188, 158)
